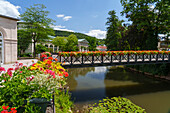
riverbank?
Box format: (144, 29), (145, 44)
(126, 66), (170, 82)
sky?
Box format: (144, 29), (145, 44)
(0, 0), (127, 39)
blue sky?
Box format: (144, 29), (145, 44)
(0, 0), (127, 39)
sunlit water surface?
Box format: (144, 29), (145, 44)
(67, 66), (170, 113)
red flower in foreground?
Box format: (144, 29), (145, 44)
(46, 60), (52, 64)
(7, 70), (13, 77)
(7, 68), (13, 72)
(41, 54), (47, 58)
(48, 57), (53, 60)
(0, 67), (6, 72)
(1, 111), (9, 113)
(63, 72), (69, 77)
(2, 106), (9, 110)
(59, 73), (63, 76)
(9, 108), (17, 113)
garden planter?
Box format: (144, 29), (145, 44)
(30, 98), (51, 113)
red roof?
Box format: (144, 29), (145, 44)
(97, 46), (107, 49)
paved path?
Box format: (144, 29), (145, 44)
(1, 59), (38, 70)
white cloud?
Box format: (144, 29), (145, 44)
(56, 14), (72, 21)
(86, 30), (107, 39)
(63, 16), (72, 21)
(54, 25), (66, 29)
(56, 14), (64, 18)
(50, 25), (74, 32)
(0, 0), (20, 18)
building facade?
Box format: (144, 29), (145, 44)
(0, 14), (19, 64)
(78, 39), (89, 52)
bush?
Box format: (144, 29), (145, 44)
(54, 90), (73, 113)
(36, 44), (48, 54)
(0, 58), (71, 112)
(88, 97), (146, 113)
(20, 53), (32, 57)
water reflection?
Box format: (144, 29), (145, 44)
(67, 67), (95, 91)
(105, 67), (170, 97)
(67, 66), (170, 113)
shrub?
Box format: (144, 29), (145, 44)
(0, 57), (71, 112)
(36, 44), (48, 54)
(88, 97), (146, 113)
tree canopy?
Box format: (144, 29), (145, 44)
(105, 10), (124, 50)
(19, 4), (55, 57)
(65, 34), (78, 51)
(120, 0), (169, 50)
(52, 36), (67, 51)
(105, 0), (169, 51)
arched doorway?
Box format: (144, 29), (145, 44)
(0, 32), (4, 64)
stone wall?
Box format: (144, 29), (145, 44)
(0, 16), (18, 64)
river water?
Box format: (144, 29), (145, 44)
(67, 66), (170, 113)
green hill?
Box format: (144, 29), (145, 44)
(54, 30), (95, 39)
(54, 30), (105, 50)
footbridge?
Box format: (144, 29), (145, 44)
(52, 51), (170, 68)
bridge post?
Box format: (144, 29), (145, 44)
(92, 56), (94, 64)
(142, 54), (144, 62)
(135, 54), (137, 63)
(110, 55), (113, 64)
(127, 55), (129, 63)
(81, 55), (84, 64)
(71, 56), (73, 65)
(156, 54), (158, 62)
(149, 54), (151, 62)
(119, 55), (121, 63)
(101, 55), (104, 64)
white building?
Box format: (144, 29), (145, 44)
(157, 34), (170, 50)
(0, 14), (19, 64)
(78, 39), (89, 51)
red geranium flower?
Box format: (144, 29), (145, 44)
(47, 60), (52, 64)
(9, 108), (17, 113)
(2, 106), (9, 110)
(7, 68), (13, 72)
(63, 72), (69, 77)
(0, 67), (6, 72)
(48, 57), (53, 60)
(59, 73), (63, 76)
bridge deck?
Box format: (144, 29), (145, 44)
(52, 53), (170, 68)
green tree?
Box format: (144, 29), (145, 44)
(105, 10), (123, 50)
(17, 29), (32, 56)
(52, 36), (67, 51)
(36, 44), (48, 54)
(19, 4), (55, 58)
(121, 0), (170, 50)
(54, 30), (97, 51)
(85, 36), (97, 51)
(65, 34), (78, 51)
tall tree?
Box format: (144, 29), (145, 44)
(105, 10), (123, 50)
(19, 4), (55, 58)
(121, 0), (170, 50)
